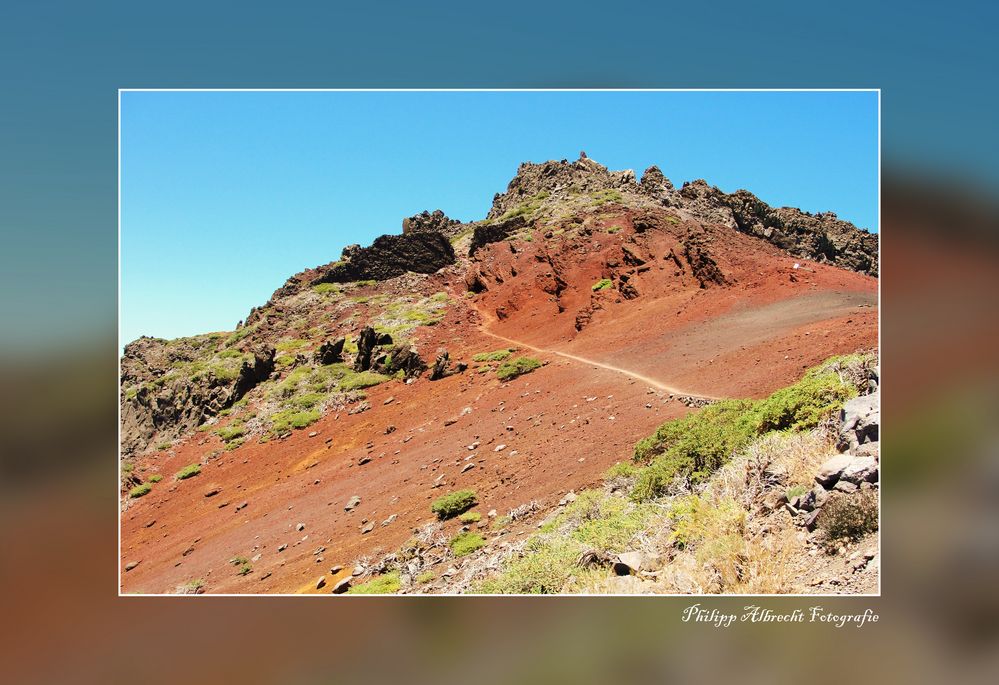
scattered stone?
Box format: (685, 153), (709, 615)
(296, 523), (305, 531)
(236, 501), (248, 511)
(278, 544), (287, 552)
(833, 480), (859, 494)
(144, 519), (156, 528)
(316, 575), (327, 589)
(361, 522), (375, 534)
(384, 425), (396, 434)
(308, 431), (318, 438)
(125, 561), (140, 572)
(382, 514), (397, 526)
(444, 417), (458, 426)
(494, 444), (507, 452)
(838, 391), (880, 451)
(613, 551), (644, 575)
(203, 484), (221, 497)
(251, 553), (262, 562)
(804, 509), (821, 532)
(345, 495), (361, 512)
(461, 463), (475, 473)
(815, 454), (853, 487)
(331, 578), (351, 594)
(358, 456), (372, 465)
(384, 396), (395, 405)
(840, 456), (879, 484)
(487, 509), (497, 518)
(330, 565), (343, 574)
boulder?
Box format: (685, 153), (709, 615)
(331, 578), (351, 594)
(840, 457), (879, 485)
(815, 454), (853, 487)
(613, 551), (645, 575)
(312, 232), (456, 284)
(838, 391), (880, 451)
(316, 338), (345, 365)
(353, 327), (378, 372)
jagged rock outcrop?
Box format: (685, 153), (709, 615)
(120, 338), (275, 456)
(315, 338), (345, 365)
(638, 165), (675, 201)
(402, 209), (465, 239)
(376, 344), (427, 378)
(488, 155), (639, 220)
(429, 350), (466, 380)
(353, 327), (378, 372)
(313, 233), (455, 285)
(468, 216), (527, 257)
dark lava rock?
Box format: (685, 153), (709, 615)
(402, 209), (465, 239)
(468, 216), (527, 257)
(313, 233), (455, 285)
(353, 327), (378, 372)
(316, 338), (345, 365)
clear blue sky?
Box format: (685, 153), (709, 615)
(120, 90), (878, 346)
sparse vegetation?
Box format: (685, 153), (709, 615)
(312, 282), (341, 295)
(174, 463), (201, 480)
(631, 358), (859, 501)
(450, 531), (486, 557)
(459, 511), (481, 524)
(591, 278), (613, 292)
(347, 571), (401, 594)
(431, 489), (477, 519)
(496, 356), (542, 381)
(416, 570), (436, 584)
(817, 490), (878, 544)
(148, 474), (163, 483)
(606, 225), (622, 233)
(472, 348), (515, 363)
(129, 484), (152, 498)
(215, 424), (245, 442)
(590, 189), (623, 206)
(156, 441), (172, 451)
(496, 191), (549, 222)
(269, 408), (321, 436)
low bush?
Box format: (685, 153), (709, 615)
(270, 409), (320, 435)
(347, 571), (401, 595)
(175, 463), (201, 480)
(215, 424), (245, 442)
(817, 490), (878, 543)
(472, 349), (515, 363)
(450, 531), (486, 557)
(459, 511), (481, 524)
(496, 356), (542, 381)
(129, 484), (152, 498)
(148, 474), (163, 483)
(431, 489), (477, 519)
(591, 278), (613, 291)
(630, 357), (859, 502)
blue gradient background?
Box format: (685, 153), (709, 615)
(2, 3), (999, 682)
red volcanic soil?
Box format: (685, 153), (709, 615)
(120, 214), (877, 594)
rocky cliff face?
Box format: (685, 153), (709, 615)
(120, 336), (275, 456)
(485, 155), (878, 275)
(312, 232), (456, 285)
(402, 209), (465, 239)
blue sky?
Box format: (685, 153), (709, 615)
(120, 90), (878, 346)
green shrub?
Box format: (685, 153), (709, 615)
(496, 356), (542, 381)
(606, 225), (622, 234)
(431, 489), (477, 519)
(416, 570), (435, 584)
(630, 358), (858, 502)
(472, 348), (515, 363)
(312, 282), (341, 295)
(224, 437), (245, 451)
(459, 511), (481, 524)
(121, 462), (134, 473)
(270, 409), (320, 435)
(667, 495), (745, 550)
(347, 571), (401, 595)
(591, 278), (613, 292)
(590, 189), (623, 205)
(156, 441), (172, 451)
(215, 425), (245, 442)
(476, 537), (581, 594)
(338, 370), (391, 391)
(786, 484), (807, 500)
(817, 490), (878, 543)
(604, 461), (640, 479)
(175, 463), (201, 480)
(450, 532), (486, 557)
(148, 474), (163, 483)
(129, 484), (152, 498)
